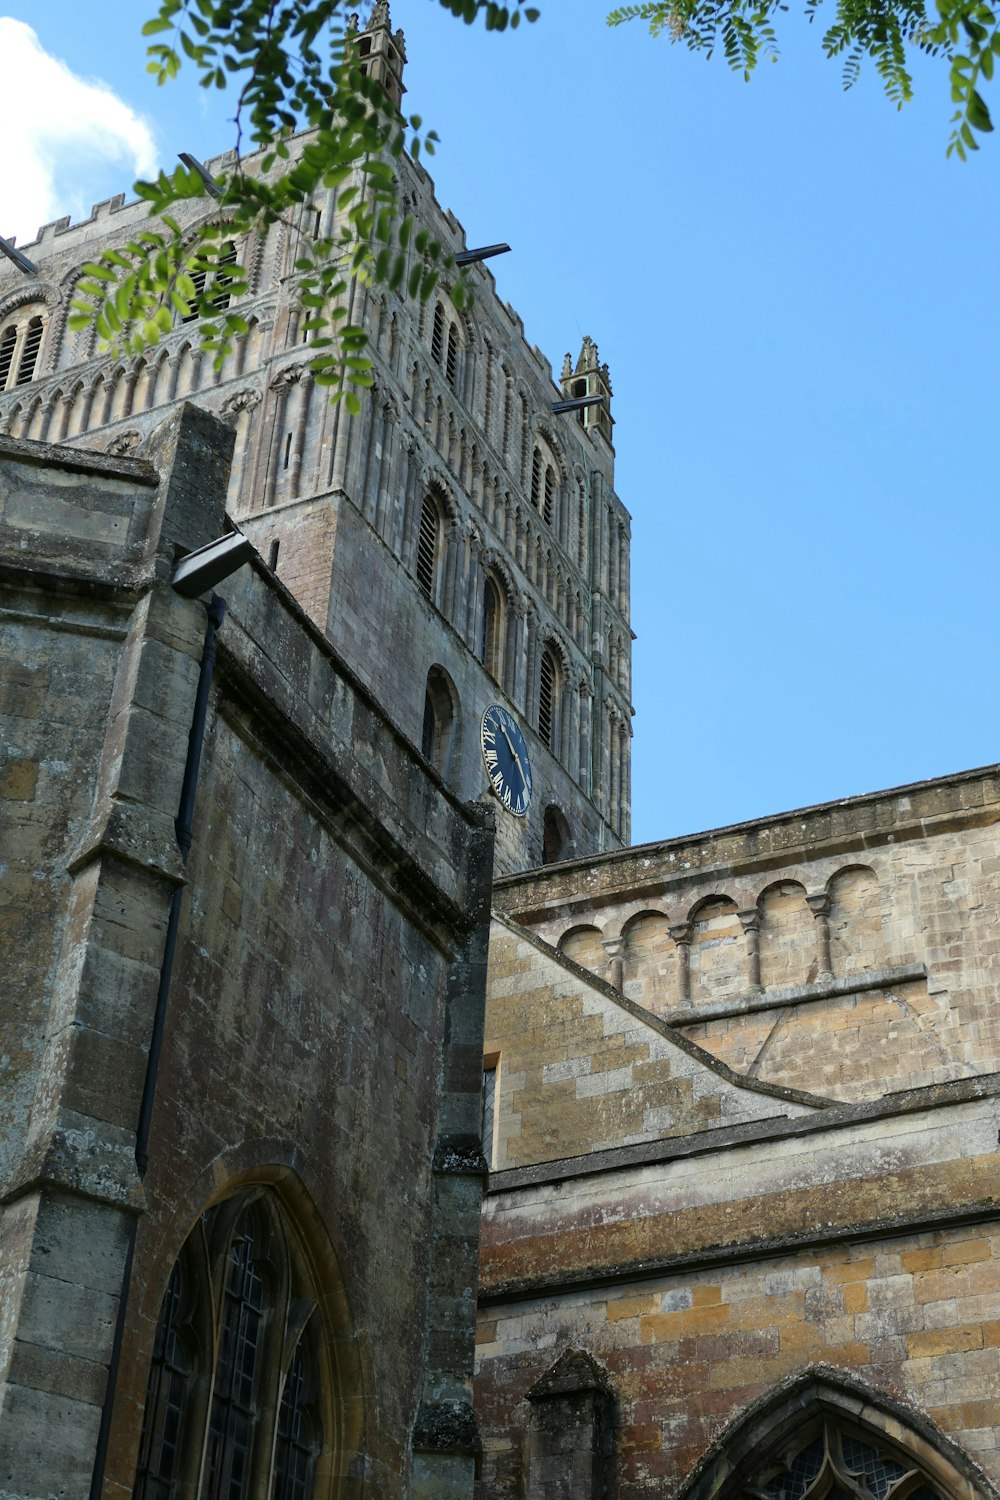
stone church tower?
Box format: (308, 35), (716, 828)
(0, 3), (633, 877)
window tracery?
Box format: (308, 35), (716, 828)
(747, 1421), (946, 1500)
(133, 1193), (325, 1500)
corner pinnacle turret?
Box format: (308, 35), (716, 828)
(560, 335), (613, 445)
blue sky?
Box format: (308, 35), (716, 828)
(2, 1), (998, 845)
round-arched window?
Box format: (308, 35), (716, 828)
(0, 306), (47, 391)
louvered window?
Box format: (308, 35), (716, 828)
(181, 241), (238, 322)
(0, 326), (16, 390)
(431, 304), (445, 365)
(0, 310), (47, 392)
(446, 324), (458, 388)
(531, 449), (542, 509)
(543, 466), (554, 525)
(539, 648), (557, 750)
(212, 241), (239, 311)
(417, 495), (440, 596)
(16, 318), (43, 385)
(181, 267), (208, 323)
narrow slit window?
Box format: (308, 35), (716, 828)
(283, 432), (293, 470)
(481, 1064), (497, 1166)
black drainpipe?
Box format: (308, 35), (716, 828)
(89, 593), (226, 1500)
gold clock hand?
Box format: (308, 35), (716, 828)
(499, 724), (526, 783)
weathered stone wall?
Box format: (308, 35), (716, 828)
(0, 409), (494, 1499)
(476, 1212), (1000, 1498)
(476, 779), (1000, 1500)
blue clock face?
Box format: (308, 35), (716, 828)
(481, 705), (532, 817)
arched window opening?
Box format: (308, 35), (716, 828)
(538, 646), (559, 751)
(0, 308), (48, 393)
(531, 449), (542, 509)
(181, 241), (238, 322)
(16, 317), (43, 384)
(543, 805), (571, 864)
(479, 575), (503, 679)
(431, 304), (445, 365)
(741, 1419), (946, 1500)
(421, 666), (459, 776)
(416, 493), (441, 598)
(133, 1192), (333, 1500)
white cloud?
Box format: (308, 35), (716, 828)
(0, 18), (158, 246)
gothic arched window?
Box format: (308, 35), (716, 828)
(133, 1193), (325, 1500)
(416, 493), (442, 598)
(0, 306), (48, 391)
(743, 1419), (947, 1500)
